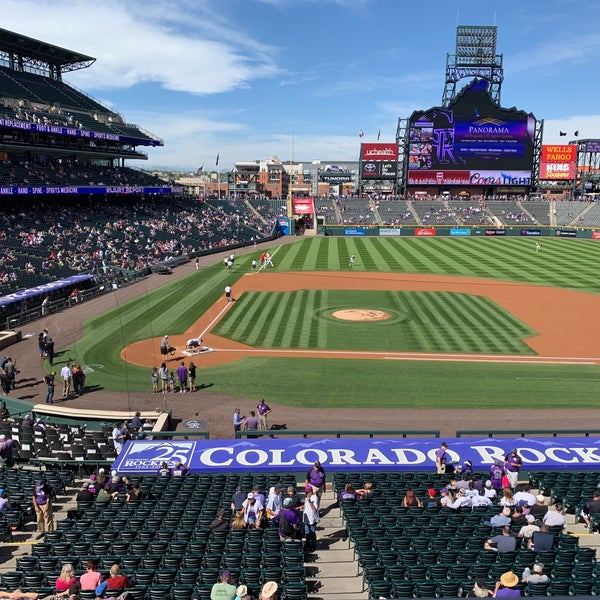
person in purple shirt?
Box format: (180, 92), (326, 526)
(435, 442), (449, 473)
(504, 449), (523, 489)
(493, 571), (521, 597)
(176, 362), (188, 393)
(489, 460), (505, 491)
(256, 399), (271, 431)
(278, 497), (300, 540)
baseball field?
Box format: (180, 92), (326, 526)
(59, 236), (600, 410)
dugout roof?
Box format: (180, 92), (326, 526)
(0, 28), (95, 73)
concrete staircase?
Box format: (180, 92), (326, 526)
(310, 488), (365, 600)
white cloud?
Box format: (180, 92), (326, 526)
(2, 0), (281, 94)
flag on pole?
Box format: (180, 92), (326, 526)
(559, 131), (566, 136)
(574, 131), (579, 137)
(377, 129), (381, 141)
(359, 129), (364, 138)
(216, 153), (220, 166)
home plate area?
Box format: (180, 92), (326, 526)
(182, 346), (215, 357)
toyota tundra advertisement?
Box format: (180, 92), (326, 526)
(360, 143), (398, 180)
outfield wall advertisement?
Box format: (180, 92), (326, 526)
(113, 437), (600, 474)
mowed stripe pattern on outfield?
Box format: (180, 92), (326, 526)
(213, 290), (536, 354)
(274, 237), (600, 292)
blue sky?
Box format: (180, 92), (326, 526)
(3, 0), (599, 171)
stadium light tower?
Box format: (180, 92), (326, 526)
(442, 25), (504, 107)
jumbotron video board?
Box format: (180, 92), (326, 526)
(408, 79), (536, 186)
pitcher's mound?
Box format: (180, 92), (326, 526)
(332, 309), (391, 322)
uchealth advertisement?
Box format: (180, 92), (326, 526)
(360, 142), (398, 162)
(112, 437), (600, 474)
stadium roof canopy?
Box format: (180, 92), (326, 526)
(0, 28), (95, 74)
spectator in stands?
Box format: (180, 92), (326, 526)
(259, 581), (278, 600)
(95, 484), (116, 505)
(338, 483), (359, 505)
(171, 461), (190, 477)
(231, 486), (246, 512)
(511, 505), (528, 528)
(231, 510), (246, 531)
(521, 563), (548, 584)
(303, 484), (319, 553)
(448, 488), (472, 510)
(493, 571), (521, 598)
(106, 565), (129, 591)
(54, 564), (78, 598)
(402, 488), (422, 508)
(529, 495), (548, 521)
(504, 449), (522, 489)
(126, 481), (143, 502)
(210, 509), (229, 531)
(87, 474), (99, 496)
(112, 422), (126, 455)
(529, 524), (555, 551)
(265, 485), (282, 521)
(489, 460), (505, 491)
(210, 570), (236, 600)
(471, 490), (493, 508)
(0, 592), (38, 600)
(32, 478), (54, 539)
(305, 460), (326, 500)
(483, 480), (497, 500)
(514, 485), (537, 507)
(79, 560), (101, 592)
(489, 507), (512, 528)
(357, 481), (374, 500)
(130, 411), (142, 431)
(284, 485), (302, 511)
(0, 434), (15, 468)
(278, 497), (300, 540)
(75, 482), (94, 503)
(518, 515), (540, 540)
(242, 492), (263, 529)
(485, 526), (517, 553)
(467, 578), (492, 598)
(543, 503), (566, 528)
(0, 401), (9, 421)
(500, 488), (516, 508)
(0, 489), (10, 514)
(580, 489), (600, 530)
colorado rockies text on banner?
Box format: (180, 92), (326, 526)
(112, 437), (600, 474)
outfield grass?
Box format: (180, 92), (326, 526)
(59, 237), (600, 406)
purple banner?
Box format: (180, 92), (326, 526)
(0, 186), (182, 196)
(0, 117), (161, 147)
(112, 437), (600, 474)
(0, 274), (95, 308)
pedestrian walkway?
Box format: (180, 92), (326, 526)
(310, 487), (365, 600)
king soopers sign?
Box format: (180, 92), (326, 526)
(112, 437), (600, 474)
